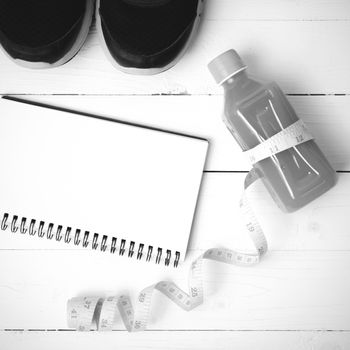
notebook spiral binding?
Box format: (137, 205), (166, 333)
(0, 213), (180, 268)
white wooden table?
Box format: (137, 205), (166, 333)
(1, 1), (350, 349)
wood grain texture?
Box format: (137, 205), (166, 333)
(1, 331), (350, 350)
(0, 250), (349, 330)
(1, 0), (349, 348)
(204, 0), (350, 20)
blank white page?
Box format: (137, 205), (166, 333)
(0, 97), (208, 264)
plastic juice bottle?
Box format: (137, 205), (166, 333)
(208, 49), (337, 212)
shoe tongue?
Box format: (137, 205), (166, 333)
(121, 0), (171, 7)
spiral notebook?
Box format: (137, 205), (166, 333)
(0, 97), (208, 267)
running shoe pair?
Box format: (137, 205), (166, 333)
(0, 0), (204, 74)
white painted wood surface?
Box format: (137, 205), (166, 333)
(1, 1), (350, 349)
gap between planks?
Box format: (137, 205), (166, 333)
(2, 93), (350, 96)
(2, 329), (350, 332)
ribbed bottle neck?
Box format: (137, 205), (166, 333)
(221, 69), (248, 90)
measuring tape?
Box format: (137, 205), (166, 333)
(67, 119), (313, 332)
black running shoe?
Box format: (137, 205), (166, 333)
(0, 0), (94, 68)
(96, 0), (205, 75)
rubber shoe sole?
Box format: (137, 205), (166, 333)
(96, 0), (205, 75)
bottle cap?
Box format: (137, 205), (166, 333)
(208, 49), (247, 85)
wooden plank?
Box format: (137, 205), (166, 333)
(9, 95), (350, 172)
(1, 331), (350, 350)
(1, 172), (350, 251)
(1, 22), (350, 95)
(0, 250), (349, 330)
(205, 0), (350, 20)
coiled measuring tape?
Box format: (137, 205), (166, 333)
(67, 119), (313, 332)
